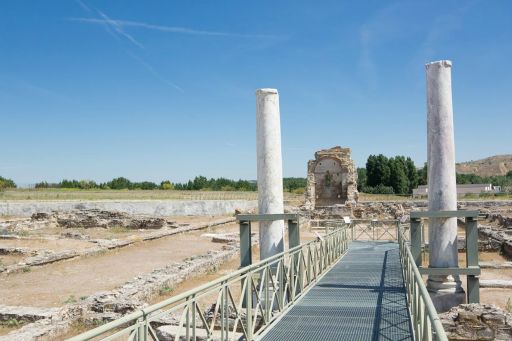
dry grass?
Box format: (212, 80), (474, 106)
(358, 193), (413, 201)
(0, 188), (303, 204)
(358, 192), (512, 202)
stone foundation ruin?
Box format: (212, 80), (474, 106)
(304, 146), (358, 208)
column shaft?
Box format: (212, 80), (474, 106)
(256, 88), (284, 260)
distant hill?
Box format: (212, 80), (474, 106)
(456, 155), (512, 177)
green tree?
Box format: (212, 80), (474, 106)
(357, 168), (367, 190)
(0, 176), (16, 189)
(192, 176), (209, 190)
(417, 163), (427, 186)
(107, 177), (132, 190)
(405, 157), (418, 192)
(283, 178), (307, 192)
(160, 180), (174, 190)
(388, 157), (409, 194)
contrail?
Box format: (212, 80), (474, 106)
(68, 17), (279, 39)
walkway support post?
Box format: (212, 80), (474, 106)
(256, 88), (285, 260)
(426, 60), (465, 311)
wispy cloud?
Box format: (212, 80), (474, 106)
(94, 11), (144, 48)
(75, 0), (92, 13)
(126, 52), (183, 92)
(358, 25), (377, 89)
(413, 5), (471, 65)
(0, 78), (73, 103)
(67, 17), (279, 39)
(73, 0), (182, 91)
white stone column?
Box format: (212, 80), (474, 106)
(426, 60), (465, 311)
(256, 88), (284, 260)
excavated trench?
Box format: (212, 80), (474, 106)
(0, 221), (239, 308)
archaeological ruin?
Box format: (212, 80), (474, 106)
(304, 146), (358, 208)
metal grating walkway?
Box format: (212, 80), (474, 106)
(259, 241), (414, 341)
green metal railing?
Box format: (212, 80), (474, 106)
(410, 210), (481, 304)
(398, 224), (448, 341)
(67, 226), (350, 341)
(350, 219), (404, 241)
(314, 218), (406, 241)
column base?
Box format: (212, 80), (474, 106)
(428, 291), (466, 313)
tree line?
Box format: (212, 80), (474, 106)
(32, 176), (307, 193)
(456, 171), (512, 188)
(357, 155), (427, 195)
(358, 154), (512, 194)
(0, 176), (16, 190)
(5, 160), (512, 195)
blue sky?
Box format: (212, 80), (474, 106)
(1, 0), (511, 185)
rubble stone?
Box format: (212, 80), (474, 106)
(440, 304), (512, 340)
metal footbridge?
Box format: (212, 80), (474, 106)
(259, 241), (412, 341)
(69, 211), (481, 341)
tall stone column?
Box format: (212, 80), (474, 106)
(256, 88), (284, 260)
(426, 60), (465, 312)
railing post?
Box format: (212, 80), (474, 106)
(264, 268), (270, 323)
(137, 316), (145, 341)
(288, 217), (301, 295)
(185, 297), (190, 341)
(239, 220), (252, 268)
(287, 218), (300, 249)
(246, 273), (253, 341)
(466, 216), (480, 303)
(410, 217), (422, 266)
(192, 294), (197, 341)
(298, 248), (304, 295)
(240, 220), (251, 309)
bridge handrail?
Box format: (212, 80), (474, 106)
(67, 225), (350, 341)
(398, 225), (448, 341)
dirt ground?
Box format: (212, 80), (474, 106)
(0, 219), (239, 308)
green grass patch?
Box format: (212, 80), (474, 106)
(109, 226), (131, 233)
(0, 318), (21, 328)
(159, 285), (174, 296)
(64, 295), (78, 304)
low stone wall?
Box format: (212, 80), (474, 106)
(0, 200), (257, 217)
(478, 225), (512, 258)
(0, 244), (242, 341)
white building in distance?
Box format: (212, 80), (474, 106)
(413, 184), (501, 198)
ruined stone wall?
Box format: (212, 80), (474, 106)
(305, 146), (358, 208)
(0, 200), (258, 218)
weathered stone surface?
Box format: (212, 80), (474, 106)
(305, 146), (358, 208)
(204, 303), (263, 333)
(60, 231), (90, 240)
(480, 279), (512, 288)
(480, 261), (512, 269)
(488, 213), (512, 228)
(156, 325), (212, 341)
(53, 209), (167, 229)
(440, 304), (512, 340)
(201, 233), (240, 244)
(30, 212), (50, 221)
(0, 305), (60, 323)
(0, 200), (258, 217)
(478, 225), (512, 257)
(0, 246), (34, 255)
